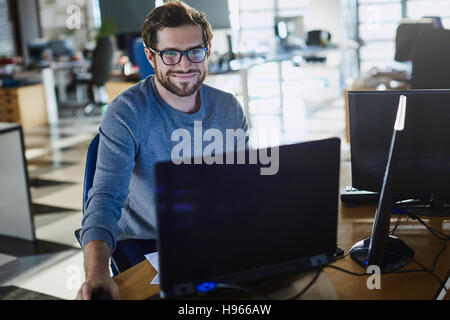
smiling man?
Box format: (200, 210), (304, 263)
(77, 1), (248, 300)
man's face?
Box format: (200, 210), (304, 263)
(146, 24), (210, 97)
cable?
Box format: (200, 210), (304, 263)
(410, 257), (448, 292)
(409, 214), (449, 241)
(327, 260), (446, 288)
(287, 267), (323, 300)
(335, 252), (350, 260)
(212, 267), (324, 300)
(405, 214), (449, 291)
(323, 264), (367, 276)
(390, 215), (403, 235)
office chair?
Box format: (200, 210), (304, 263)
(71, 37), (114, 115)
(394, 22), (436, 62)
(132, 37), (154, 80)
(410, 29), (450, 89)
(74, 134), (131, 276)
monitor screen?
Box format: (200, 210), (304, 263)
(0, 124), (35, 241)
(182, 0), (231, 29)
(28, 39), (50, 62)
(349, 90), (450, 203)
(155, 139), (340, 297)
(99, 0), (155, 34)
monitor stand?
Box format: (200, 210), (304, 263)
(349, 236), (414, 273)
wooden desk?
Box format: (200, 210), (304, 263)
(105, 81), (136, 104)
(114, 161), (449, 300)
(0, 84), (48, 130)
(326, 162), (449, 300)
(113, 260), (339, 300)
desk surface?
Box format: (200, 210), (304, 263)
(114, 161), (449, 300)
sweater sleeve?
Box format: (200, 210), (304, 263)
(80, 93), (140, 253)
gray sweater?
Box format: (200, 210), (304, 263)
(80, 76), (248, 251)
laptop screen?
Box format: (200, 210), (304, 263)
(154, 138), (340, 297)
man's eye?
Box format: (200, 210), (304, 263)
(164, 51), (179, 58)
(190, 49), (203, 55)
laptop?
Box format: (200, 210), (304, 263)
(154, 138), (340, 298)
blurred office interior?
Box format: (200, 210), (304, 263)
(0, 0), (449, 299)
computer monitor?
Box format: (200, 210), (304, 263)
(349, 90), (450, 217)
(99, 0), (155, 34)
(155, 138), (341, 298)
(182, 0), (231, 29)
(27, 39), (50, 65)
(0, 123), (35, 242)
(350, 96), (415, 273)
(49, 39), (74, 58)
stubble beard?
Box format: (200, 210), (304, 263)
(155, 63), (208, 97)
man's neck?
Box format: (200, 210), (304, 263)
(154, 78), (200, 114)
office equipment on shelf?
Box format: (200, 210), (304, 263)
(0, 123), (35, 241)
(350, 95), (414, 273)
(348, 90), (450, 217)
(27, 38), (51, 67)
(275, 16), (305, 51)
(306, 30), (331, 47)
(48, 39), (74, 59)
(154, 138), (340, 298)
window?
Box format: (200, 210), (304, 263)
(357, 0), (450, 74)
(0, 0), (15, 56)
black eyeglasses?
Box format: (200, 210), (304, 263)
(148, 46), (208, 66)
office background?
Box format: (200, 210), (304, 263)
(0, 0), (449, 299)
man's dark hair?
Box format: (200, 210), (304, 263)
(142, 0), (213, 51)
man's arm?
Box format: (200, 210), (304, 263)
(77, 92), (141, 299)
(76, 240), (120, 300)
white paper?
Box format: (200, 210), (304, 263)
(144, 252), (160, 285)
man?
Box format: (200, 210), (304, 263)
(76, 1), (248, 300)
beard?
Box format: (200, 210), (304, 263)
(155, 63), (208, 97)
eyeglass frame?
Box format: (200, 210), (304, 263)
(147, 45), (209, 66)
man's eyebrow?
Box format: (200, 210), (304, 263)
(160, 44), (204, 51)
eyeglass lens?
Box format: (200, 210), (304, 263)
(162, 48), (206, 65)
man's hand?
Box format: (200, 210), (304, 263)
(76, 240), (120, 300)
(76, 274), (120, 300)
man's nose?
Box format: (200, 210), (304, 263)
(178, 53), (193, 69)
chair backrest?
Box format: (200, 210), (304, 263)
(132, 37), (154, 80)
(411, 29), (450, 89)
(90, 37), (114, 86)
(74, 133), (100, 246)
(83, 134), (100, 206)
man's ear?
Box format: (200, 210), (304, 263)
(207, 43), (212, 58)
(145, 48), (156, 69)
